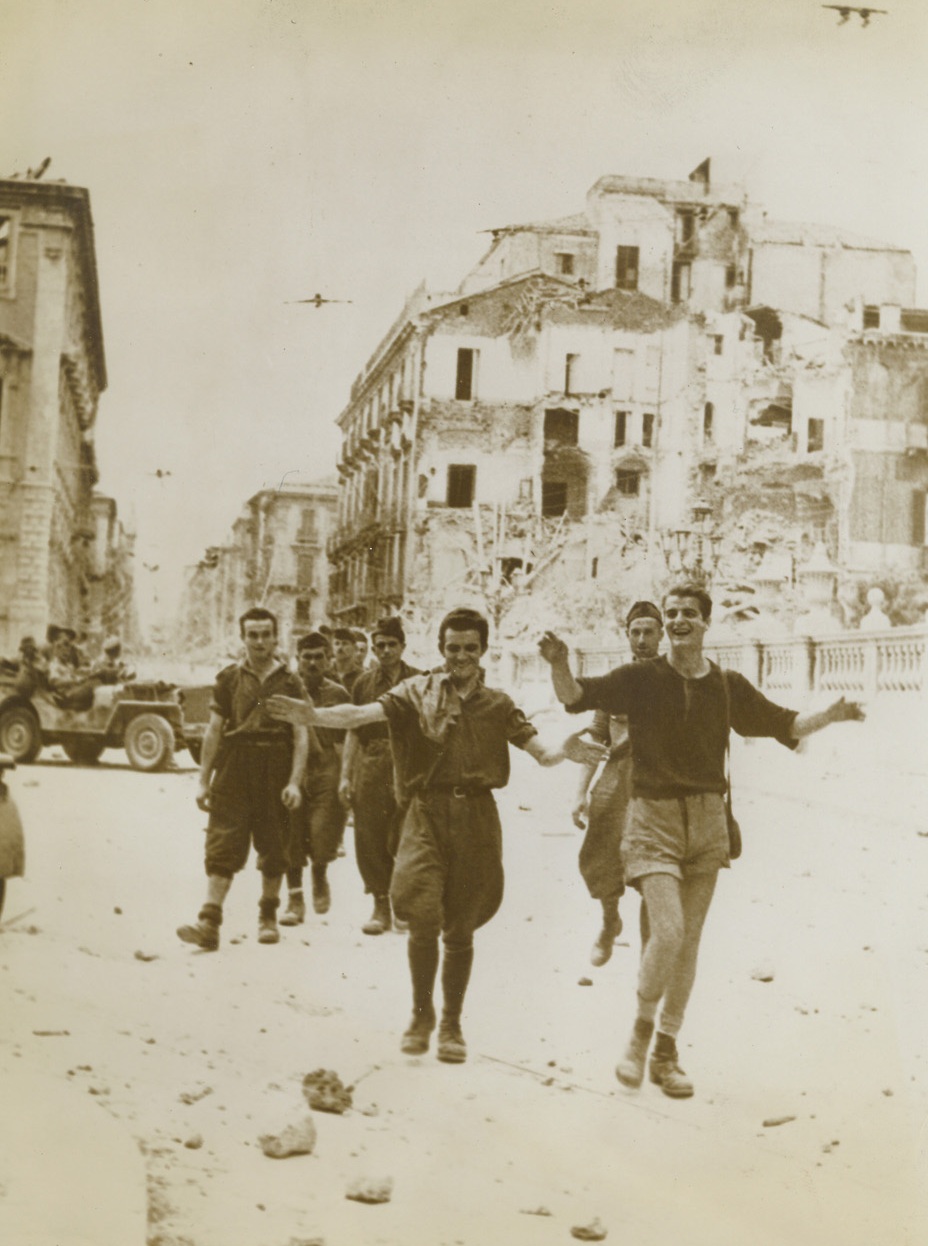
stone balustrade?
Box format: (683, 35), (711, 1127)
(491, 623), (928, 701)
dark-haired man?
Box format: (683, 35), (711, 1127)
(177, 607), (310, 951)
(572, 601), (663, 966)
(332, 627), (363, 696)
(269, 607), (606, 1065)
(352, 628), (373, 673)
(340, 616), (421, 935)
(541, 583), (865, 1099)
(281, 632), (351, 925)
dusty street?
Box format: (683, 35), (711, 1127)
(1, 716), (927, 1246)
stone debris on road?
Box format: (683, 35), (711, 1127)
(570, 1216), (608, 1240)
(302, 1068), (353, 1114)
(183, 1133), (203, 1149)
(133, 949), (158, 961)
(178, 1085), (213, 1104)
(345, 1175), (393, 1204)
(4, 745), (927, 1246)
(258, 1116), (317, 1158)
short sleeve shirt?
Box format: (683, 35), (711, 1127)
(211, 661), (306, 745)
(568, 656), (797, 798)
(352, 661), (422, 748)
(304, 676), (351, 754)
(379, 670), (538, 805)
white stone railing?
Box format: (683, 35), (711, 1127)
(491, 623), (928, 701)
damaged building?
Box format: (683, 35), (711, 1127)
(327, 273), (704, 624)
(842, 303), (928, 572)
(327, 161), (921, 627)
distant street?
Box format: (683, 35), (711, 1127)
(1, 730), (927, 1246)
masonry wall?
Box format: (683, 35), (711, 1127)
(589, 194), (673, 301)
(846, 339), (928, 570)
(751, 242), (916, 326)
(0, 186), (104, 654)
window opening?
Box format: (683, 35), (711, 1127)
(703, 402), (714, 443)
(615, 245), (639, 291)
(455, 348), (477, 400)
(541, 480), (568, 517)
(614, 469), (641, 496)
(564, 353), (579, 395)
(671, 261), (691, 304)
(446, 463), (476, 508)
(807, 418), (824, 454)
(544, 408), (579, 447)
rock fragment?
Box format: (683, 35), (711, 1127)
(178, 1086), (213, 1105)
(302, 1068), (353, 1114)
(571, 1217), (607, 1240)
(762, 1115), (797, 1128)
(259, 1116), (317, 1158)
(345, 1176), (393, 1204)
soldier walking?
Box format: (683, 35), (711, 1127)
(340, 616), (420, 935)
(269, 607), (606, 1064)
(280, 631), (351, 925)
(572, 601), (663, 966)
(541, 583), (864, 1098)
(177, 607), (309, 951)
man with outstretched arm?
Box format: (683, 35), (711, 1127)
(540, 582), (864, 1099)
(572, 600), (663, 967)
(269, 607), (606, 1065)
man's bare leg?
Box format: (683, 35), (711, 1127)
(591, 893), (622, 967)
(650, 870), (718, 1098)
(615, 872), (682, 1087)
(658, 870), (718, 1039)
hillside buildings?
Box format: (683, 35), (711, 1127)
(327, 161), (923, 626)
(0, 173), (134, 653)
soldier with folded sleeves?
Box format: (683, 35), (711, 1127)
(268, 606), (606, 1065)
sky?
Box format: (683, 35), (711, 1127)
(4, 0), (928, 627)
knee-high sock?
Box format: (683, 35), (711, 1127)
(440, 941), (474, 1024)
(408, 934), (440, 1018)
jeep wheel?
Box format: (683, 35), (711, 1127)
(62, 739), (106, 765)
(124, 714), (175, 772)
(0, 707), (42, 763)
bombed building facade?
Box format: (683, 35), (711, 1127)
(327, 161), (926, 630)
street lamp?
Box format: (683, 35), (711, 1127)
(658, 499), (722, 584)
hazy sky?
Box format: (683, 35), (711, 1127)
(4, 0), (928, 624)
